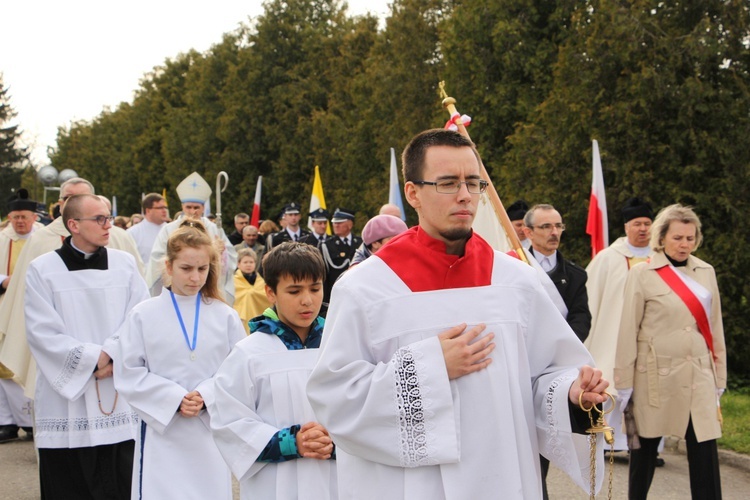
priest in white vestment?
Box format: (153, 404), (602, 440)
(25, 194), (149, 498)
(307, 129), (609, 499)
(145, 172), (236, 302)
(0, 178), (144, 400)
(126, 192), (169, 264)
(0, 189), (40, 441)
(585, 197), (654, 451)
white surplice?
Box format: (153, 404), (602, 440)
(24, 248), (149, 449)
(307, 235), (603, 499)
(114, 289), (245, 499)
(210, 332), (338, 500)
(126, 219), (166, 265)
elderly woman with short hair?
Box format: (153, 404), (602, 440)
(614, 204), (726, 499)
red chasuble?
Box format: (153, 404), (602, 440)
(375, 226), (494, 292)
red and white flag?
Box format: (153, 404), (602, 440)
(250, 176), (262, 227)
(586, 140), (609, 258)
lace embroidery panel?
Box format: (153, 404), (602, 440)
(393, 346), (435, 467)
(543, 374), (574, 469)
(52, 345), (85, 392)
(36, 411), (140, 433)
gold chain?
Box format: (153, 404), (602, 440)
(580, 391), (616, 499)
(95, 379), (119, 416)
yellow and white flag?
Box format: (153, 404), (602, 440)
(308, 166), (331, 235)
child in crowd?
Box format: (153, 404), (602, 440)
(209, 241), (337, 499)
(114, 220), (245, 499)
(233, 248), (271, 334)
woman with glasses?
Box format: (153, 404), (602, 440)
(615, 204), (726, 499)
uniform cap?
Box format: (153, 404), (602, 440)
(309, 208), (329, 221)
(331, 207), (355, 223)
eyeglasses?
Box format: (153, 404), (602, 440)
(412, 179), (489, 194)
(529, 223), (566, 232)
(73, 215), (115, 226)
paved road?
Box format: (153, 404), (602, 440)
(2, 432), (749, 499)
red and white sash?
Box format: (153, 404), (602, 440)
(655, 264), (716, 360)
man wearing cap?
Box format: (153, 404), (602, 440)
(507, 199), (531, 250)
(0, 189), (41, 442)
(267, 202), (310, 249)
(0, 178), (144, 403)
(585, 197), (655, 453)
(145, 171), (237, 302)
(351, 214), (408, 266)
(319, 207), (362, 316)
(126, 193), (169, 264)
(299, 207), (329, 248)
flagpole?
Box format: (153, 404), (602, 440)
(438, 81), (529, 265)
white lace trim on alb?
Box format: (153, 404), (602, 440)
(544, 374), (574, 469)
(393, 346), (436, 467)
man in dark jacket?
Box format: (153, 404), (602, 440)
(523, 203), (591, 342)
(523, 203), (591, 500)
(319, 208), (361, 317)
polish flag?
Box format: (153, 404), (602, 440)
(250, 176), (262, 227)
(586, 140), (609, 258)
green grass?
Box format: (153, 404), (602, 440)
(718, 391), (750, 454)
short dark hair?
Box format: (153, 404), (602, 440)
(402, 129), (479, 182)
(62, 194), (105, 233)
(234, 213), (250, 222)
(262, 241), (326, 291)
(143, 193), (165, 210)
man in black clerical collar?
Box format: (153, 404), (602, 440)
(23, 192), (149, 499)
(55, 194), (114, 271)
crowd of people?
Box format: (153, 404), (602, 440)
(0, 128), (726, 499)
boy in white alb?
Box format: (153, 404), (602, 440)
(210, 242), (337, 499)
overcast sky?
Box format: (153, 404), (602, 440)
(2, 1), (390, 166)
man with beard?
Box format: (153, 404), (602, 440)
(307, 129), (608, 499)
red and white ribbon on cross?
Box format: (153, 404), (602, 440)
(444, 113), (471, 131)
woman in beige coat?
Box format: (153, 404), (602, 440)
(614, 204), (726, 500)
